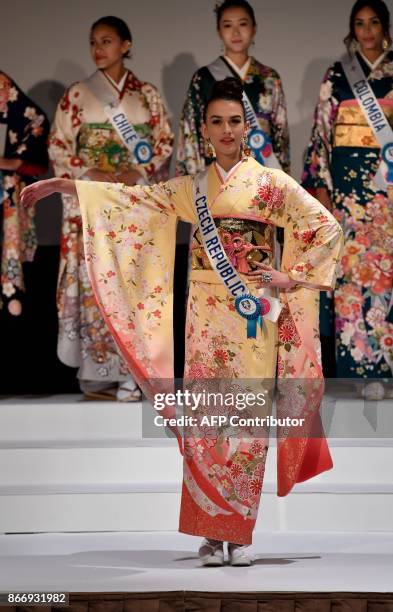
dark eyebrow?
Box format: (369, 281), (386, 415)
(221, 18), (249, 24)
(210, 115), (242, 119)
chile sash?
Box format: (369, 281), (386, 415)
(84, 71), (154, 168)
(193, 168), (282, 338)
(207, 57), (281, 170)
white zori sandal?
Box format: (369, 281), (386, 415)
(228, 543), (253, 566)
(116, 378), (142, 402)
(198, 538), (224, 566)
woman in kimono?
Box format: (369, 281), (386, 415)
(49, 15), (174, 400)
(176, 0), (290, 176)
(302, 0), (393, 400)
(0, 71), (49, 315)
(22, 78), (343, 566)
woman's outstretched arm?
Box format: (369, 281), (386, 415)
(20, 177), (77, 208)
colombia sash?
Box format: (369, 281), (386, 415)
(84, 71), (154, 168)
(342, 53), (393, 191)
(207, 57), (281, 170)
(193, 167), (282, 338)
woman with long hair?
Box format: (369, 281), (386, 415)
(302, 0), (393, 400)
(22, 77), (342, 566)
(49, 16), (173, 400)
(176, 0), (289, 176)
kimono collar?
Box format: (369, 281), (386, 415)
(223, 55), (251, 80)
(214, 157), (247, 183)
(102, 69), (128, 93)
(358, 50), (388, 71)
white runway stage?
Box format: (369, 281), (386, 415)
(1, 531), (393, 593)
(0, 393), (392, 593)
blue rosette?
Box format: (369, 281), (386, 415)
(134, 140), (153, 164)
(235, 294), (263, 338)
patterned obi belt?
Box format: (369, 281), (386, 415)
(77, 122), (148, 172)
(334, 99), (393, 148)
(191, 218), (274, 273)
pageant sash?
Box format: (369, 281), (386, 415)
(207, 58), (281, 169)
(342, 53), (393, 191)
(84, 71), (153, 166)
(193, 169), (282, 338)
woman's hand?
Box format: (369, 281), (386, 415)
(115, 169), (144, 185)
(0, 157), (22, 171)
(84, 168), (118, 182)
(20, 177), (77, 208)
(315, 187), (333, 212)
(246, 261), (297, 290)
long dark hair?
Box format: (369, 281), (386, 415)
(203, 77), (245, 121)
(91, 16), (132, 59)
(215, 0), (256, 29)
(344, 0), (391, 50)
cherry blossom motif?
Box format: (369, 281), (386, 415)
(250, 441), (266, 457)
(256, 173), (284, 210)
(213, 349), (229, 364)
(381, 333), (393, 352)
(199, 425), (218, 448)
(229, 462), (243, 480)
(249, 478), (262, 496)
(278, 318), (300, 346)
(277, 354), (285, 376)
(234, 474), (250, 500)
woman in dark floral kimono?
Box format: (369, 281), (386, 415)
(0, 71), (49, 315)
(302, 0), (393, 400)
(176, 0), (290, 176)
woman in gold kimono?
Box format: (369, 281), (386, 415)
(22, 78), (343, 566)
(49, 15), (173, 400)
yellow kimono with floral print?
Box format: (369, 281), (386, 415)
(76, 156), (343, 544)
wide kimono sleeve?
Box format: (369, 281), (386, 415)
(0, 72), (49, 300)
(269, 171), (343, 496)
(270, 71), (290, 175)
(75, 176), (194, 399)
(176, 70), (208, 176)
(48, 84), (88, 179)
(137, 83), (174, 183)
(3, 75), (49, 177)
(301, 65), (340, 195)
(280, 173), (343, 290)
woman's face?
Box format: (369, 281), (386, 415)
(218, 7), (256, 56)
(354, 6), (385, 54)
(202, 98), (246, 159)
(90, 25), (131, 69)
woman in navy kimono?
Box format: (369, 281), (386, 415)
(302, 0), (393, 400)
(0, 71), (49, 315)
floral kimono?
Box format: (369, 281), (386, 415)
(75, 156), (343, 544)
(0, 71), (49, 306)
(302, 51), (393, 378)
(176, 56), (290, 176)
(48, 69), (173, 382)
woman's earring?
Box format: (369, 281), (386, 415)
(242, 134), (251, 157)
(383, 38), (390, 51)
(205, 139), (216, 159)
(350, 38), (360, 55)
